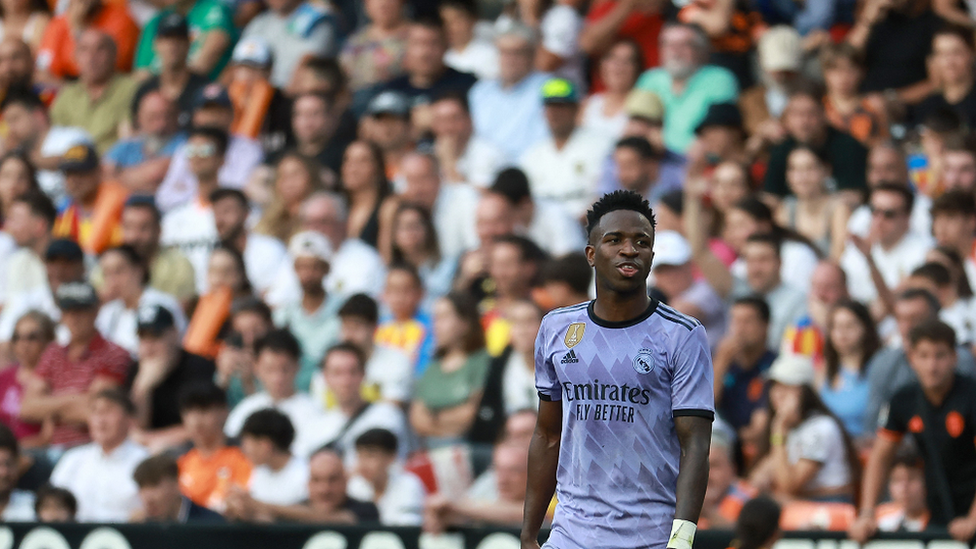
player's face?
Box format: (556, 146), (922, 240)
(908, 340), (957, 392)
(586, 210), (654, 295)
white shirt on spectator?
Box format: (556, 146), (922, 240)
(940, 298), (976, 346)
(445, 39), (499, 82)
(244, 233), (288, 294)
(310, 345), (414, 410)
(469, 72), (550, 163)
(580, 94), (628, 141)
(241, 3), (337, 88)
(520, 128), (612, 219)
(502, 351), (538, 415)
(0, 232), (18, 306)
(451, 135), (506, 189)
(539, 5), (585, 90)
(161, 199), (217, 293)
(265, 238), (386, 310)
(2, 248), (45, 305)
(346, 467), (426, 526)
(155, 136), (263, 213)
(50, 439), (148, 522)
(1, 490), (35, 521)
(249, 454), (309, 505)
(224, 391), (323, 453)
(296, 401), (410, 466)
(847, 195), (932, 242)
(524, 198), (587, 256)
(39, 126), (92, 204)
(434, 184), (480, 259)
(0, 284), (67, 343)
(786, 414), (852, 492)
(731, 240), (819, 294)
(840, 232), (934, 304)
(96, 288), (187, 356)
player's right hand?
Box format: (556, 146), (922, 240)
(848, 516), (877, 543)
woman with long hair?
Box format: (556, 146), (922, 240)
(409, 292), (490, 447)
(775, 146), (851, 259)
(0, 0), (49, 53)
(341, 140), (399, 261)
(579, 39), (643, 138)
(750, 355), (860, 503)
(0, 310), (55, 447)
(255, 152), (326, 242)
(390, 202), (456, 302)
(819, 300), (880, 439)
(0, 151), (39, 223)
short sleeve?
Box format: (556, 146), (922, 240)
(879, 386), (911, 440)
(534, 317), (561, 401)
(794, 418), (837, 463)
(671, 324), (715, 419)
(133, 16), (159, 70)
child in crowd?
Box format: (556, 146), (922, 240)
(876, 446), (930, 532)
(376, 264), (435, 375)
(33, 485), (77, 522)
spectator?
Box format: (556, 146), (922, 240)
(536, 0), (586, 90)
(202, 292), (264, 390)
(232, 408), (309, 512)
(612, 136), (667, 203)
(49, 30), (137, 154)
(155, 85), (264, 213)
(302, 342), (409, 462)
(580, 39), (642, 140)
(339, 0), (408, 93)
(20, 282), (130, 448)
(212, 188), (287, 296)
(131, 14), (211, 130)
(272, 231), (340, 391)
(691, 102), (748, 168)
(926, 245), (976, 311)
(650, 231), (725, 348)
(283, 92), (354, 185)
(848, 142), (932, 239)
(33, 485), (76, 522)
(469, 23), (549, 162)
(0, 424), (34, 520)
(775, 146), (852, 259)
(177, 382), (251, 513)
(429, 92), (505, 188)
(635, 22), (738, 154)
(347, 428), (424, 526)
(0, 38), (33, 95)
(340, 139), (399, 258)
(52, 143), (128, 256)
(749, 355), (858, 502)
(440, 0), (498, 81)
(820, 301), (880, 440)
(0, 311), (54, 447)
(134, 3), (234, 81)
(931, 190), (976, 287)
(103, 91), (184, 194)
(255, 153), (326, 243)
(224, 329), (320, 450)
(781, 261), (849, 363)
(762, 88), (869, 205)
(939, 133), (976, 193)
(700, 430), (756, 529)
(521, 78), (612, 218)
(0, 151), (38, 221)
(96, 245), (186, 356)
(539, 253), (591, 308)
(400, 151), (477, 261)
(410, 292), (489, 447)
(739, 26), (805, 144)
(713, 296), (776, 435)
(389, 202), (455, 302)
(840, 184), (934, 307)
(2, 190), (55, 304)
(116, 196), (195, 306)
(0, 1), (49, 55)
(820, 42), (888, 147)
(376, 263), (434, 372)
(0, 88), (91, 203)
(49, 389), (148, 522)
(853, 320), (976, 539)
(730, 497), (782, 549)
(483, 236), (547, 356)
(909, 262), (976, 346)
(913, 24), (976, 128)
(135, 454), (225, 523)
(875, 446), (930, 532)
(579, 0), (664, 78)
(240, 0), (338, 88)
(35, 0), (138, 83)
(127, 305), (214, 449)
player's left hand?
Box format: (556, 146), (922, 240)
(949, 517), (976, 542)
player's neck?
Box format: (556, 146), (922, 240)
(592, 289), (650, 323)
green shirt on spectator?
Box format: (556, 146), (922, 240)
(414, 350), (491, 411)
(134, 0), (236, 80)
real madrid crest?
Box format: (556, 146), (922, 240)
(564, 323), (585, 348)
(633, 348), (655, 374)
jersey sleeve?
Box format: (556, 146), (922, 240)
(671, 324), (715, 419)
(535, 317), (561, 402)
(879, 386), (911, 441)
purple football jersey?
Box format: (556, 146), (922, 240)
(535, 299), (714, 549)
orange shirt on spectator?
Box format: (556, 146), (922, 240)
(823, 96), (888, 148)
(700, 480), (757, 529)
(37, 2), (139, 79)
(178, 446), (252, 512)
(585, 0), (662, 92)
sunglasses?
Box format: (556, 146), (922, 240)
(186, 143), (216, 159)
(12, 331), (44, 343)
(870, 206), (904, 220)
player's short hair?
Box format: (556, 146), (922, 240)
(490, 168), (532, 204)
(240, 408), (295, 452)
(178, 381), (228, 412)
(354, 428), (398, 454)
(733, 295), (771, 324)
(338, 293), (379, 325)
(585, 190), (656, 240)
(255, 328), (302, 363)
(931, 189), (976, 218)
(133, 454), (180, 488)
(911, 262), (953, 288)
(744, 233), (782, 259)
(93, 388), (136, 416)
(908, 319), (957, 350)
(897, 288), (941, 316)
(322, 341), (366, 374)
(541, 253), (592, 296)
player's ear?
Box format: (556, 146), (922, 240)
(584, 244), (595, 267)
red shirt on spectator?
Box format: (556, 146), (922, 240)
(36, 2), (140, 79)
(585, 0), (663, 91)
(0, 366), (41, 440)
(34, 334), (131, 447)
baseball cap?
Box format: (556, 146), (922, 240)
(55, 282), (99, 310)
(231, 37), (273, 69)
(624, 90), (664, 122)
(541, 78), (579, 104)
(156, 12), (189, 39)
(136, 304), (176, 336)
(365, 91), (410, 118)
(193, 83), (233, 111)
(45, 239), (84, 262)
(695, 103), (743, 135)
(59, 143), (99, 173)
(758, 26), (802, 73)
(652, 231), (691, 267)
(288, 231), (333, 263)
(766, 354), (816, 387)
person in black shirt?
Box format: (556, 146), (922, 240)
(134, 454), (225, 523)
(912, 24), (976, 130)
(851, 320), (976, 542)
(127, 305), (216, 448)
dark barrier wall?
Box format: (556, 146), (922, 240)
(0, 524), (963, 549)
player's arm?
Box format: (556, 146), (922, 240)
(520, 399), (562, 549)
(673, 415), (711, 524)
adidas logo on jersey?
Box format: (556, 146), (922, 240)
(561, 350), (579, 364)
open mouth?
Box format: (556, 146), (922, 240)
(617, 264), (640, 277)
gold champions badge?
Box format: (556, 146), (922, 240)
(564, 323), (585, 348)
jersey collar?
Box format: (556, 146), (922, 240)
(587, 297), (659, 329)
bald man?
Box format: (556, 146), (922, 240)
(103, 91), (182, 192)
(0, 38), (32, 92)
(400, 151), (478, 259)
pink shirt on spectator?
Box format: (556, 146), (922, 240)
(0, 366), (41, 440)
